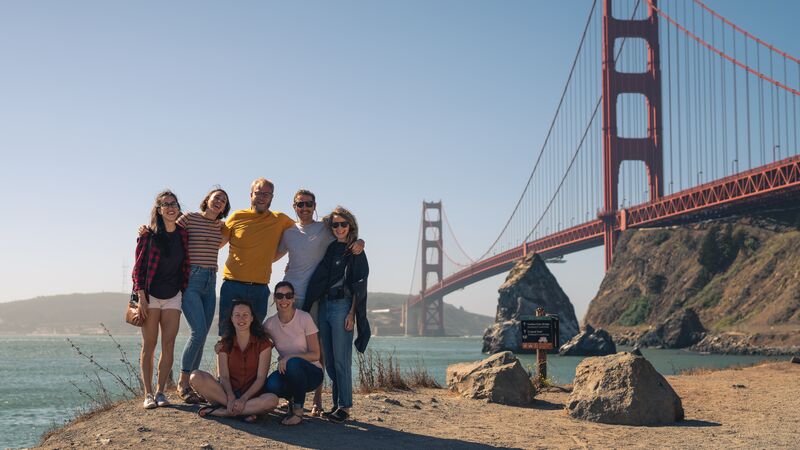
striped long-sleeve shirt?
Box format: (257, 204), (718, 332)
(176, 212), (226, 270)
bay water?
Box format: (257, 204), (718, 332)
(0, 335), (782, 449)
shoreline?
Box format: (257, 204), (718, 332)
(37, 361), (800, 449)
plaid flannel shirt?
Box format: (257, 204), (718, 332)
(132, 228), (190, 298)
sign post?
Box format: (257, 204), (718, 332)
(520, 308), (559, 382)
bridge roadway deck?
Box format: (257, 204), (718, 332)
(410, 154), (800, 307)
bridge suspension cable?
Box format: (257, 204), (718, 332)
(477, 0), (600, 261)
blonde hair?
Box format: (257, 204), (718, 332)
(250, 178), (274, 193)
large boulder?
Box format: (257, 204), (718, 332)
(482, 253), (579, 353)
(567, 353), (684, 425)
(446, 351), (534, 406)
(639, 308), (706, 349)
(559, 324), (617, 356)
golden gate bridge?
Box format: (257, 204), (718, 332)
(405, 0), (800, 335)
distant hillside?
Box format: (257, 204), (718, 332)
(585, 212), (800, 351)
(0, 292), (492, 337)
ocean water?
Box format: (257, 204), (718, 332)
(0, 335), (783, 449)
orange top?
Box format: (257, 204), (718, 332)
(219, 335), (271, 392)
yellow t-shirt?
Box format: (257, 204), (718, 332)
(222, 209), (295, 284)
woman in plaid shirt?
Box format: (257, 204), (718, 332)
(133, 190), (190, 410)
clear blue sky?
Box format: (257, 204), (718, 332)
(1, 0), (798, 319)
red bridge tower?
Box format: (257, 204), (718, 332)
(601, 0), (664, 269)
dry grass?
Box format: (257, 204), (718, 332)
(677, 360), (772, 376)
(41, 324), (143, 446)
(356, 350), (441, 392)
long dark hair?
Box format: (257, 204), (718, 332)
(200, 187), (231, 219)
(149, 189), (181, 256)
(221, 299), (268, 351)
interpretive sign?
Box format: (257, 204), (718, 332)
(520, 314), (559, 350)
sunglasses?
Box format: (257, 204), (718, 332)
(160, 201), (180, 208)
(294, 201), (315, 208)
(331, 221), (349, 229)
(274, 292), (294, 300)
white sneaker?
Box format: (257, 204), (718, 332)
(143, 394), (157, 409)
(155, 392), (170, 407)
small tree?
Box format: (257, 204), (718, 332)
(698, 225), (721, 272)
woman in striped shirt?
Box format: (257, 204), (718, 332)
(175, 188), (230, 402)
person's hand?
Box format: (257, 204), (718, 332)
(137, 291), (148, 320)
(278, 357), (288, 374)
(232, 398), (245, 415)
(344, 312), (355, 332)
(137, 225), (148, 237)
(349, 239), (365, 255)
(226, 395), (236, 414)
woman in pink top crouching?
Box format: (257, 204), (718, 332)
(263, 281), (324, 426)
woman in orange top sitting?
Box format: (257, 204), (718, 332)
(190, 299), (277, 422)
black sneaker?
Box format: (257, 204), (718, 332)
(328, 408), (350, 423)
(321, 408), (338, 418)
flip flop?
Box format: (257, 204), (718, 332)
(198, 406), (220, 418)
(310, 405), (323, 417)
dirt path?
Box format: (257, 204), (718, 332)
(38, 362), (800, 449)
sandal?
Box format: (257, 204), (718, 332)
(281, 411), (303, 426)
(198, 406), (220, 418)
(310, 405), (324, 417)
(178, 387), (203, 404)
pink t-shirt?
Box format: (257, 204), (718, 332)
(264, 310), (322, 368)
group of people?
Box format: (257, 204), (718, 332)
(131, 178), (369, 425)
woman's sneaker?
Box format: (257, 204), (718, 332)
(155, 392), (170, 407)
(143, 394), (157, 410)
(328, 408), (350, 423)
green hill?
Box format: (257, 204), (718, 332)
(0, 292), (492, 337)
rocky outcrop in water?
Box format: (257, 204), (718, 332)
(558, 324), (616, 356)
(690, 332), (800, 355)
(639, 308), (706, 349)
(567, 353), (684, 425)
(482, 253), (579, 353)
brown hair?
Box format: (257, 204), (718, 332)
(293, 189), (316, 203)
(324, 206), (359, 246)
(200, 187), (231, 219)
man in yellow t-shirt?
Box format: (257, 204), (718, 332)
(219, 178), (294, 334)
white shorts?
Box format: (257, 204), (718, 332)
(147, 292), (183, 311)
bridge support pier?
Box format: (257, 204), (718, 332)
(601, 0), (664, 269)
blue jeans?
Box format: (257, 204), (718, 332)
(264, 357), (324, 409)
(318, 298), (354, 409)
(180, 266), (217, 374)
(219, 280), (270, 336)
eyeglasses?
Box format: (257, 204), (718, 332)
(253, 191), (273, 198)
(160, 201), (180, 208)
(274, 292), (294, 300)
(331, 221), (349, 229)
(294, 201), (315, 208)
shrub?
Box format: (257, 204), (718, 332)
(646, 274), (667, 294)
(616, 296), (652, 326)
(651, 230), (670, 246)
